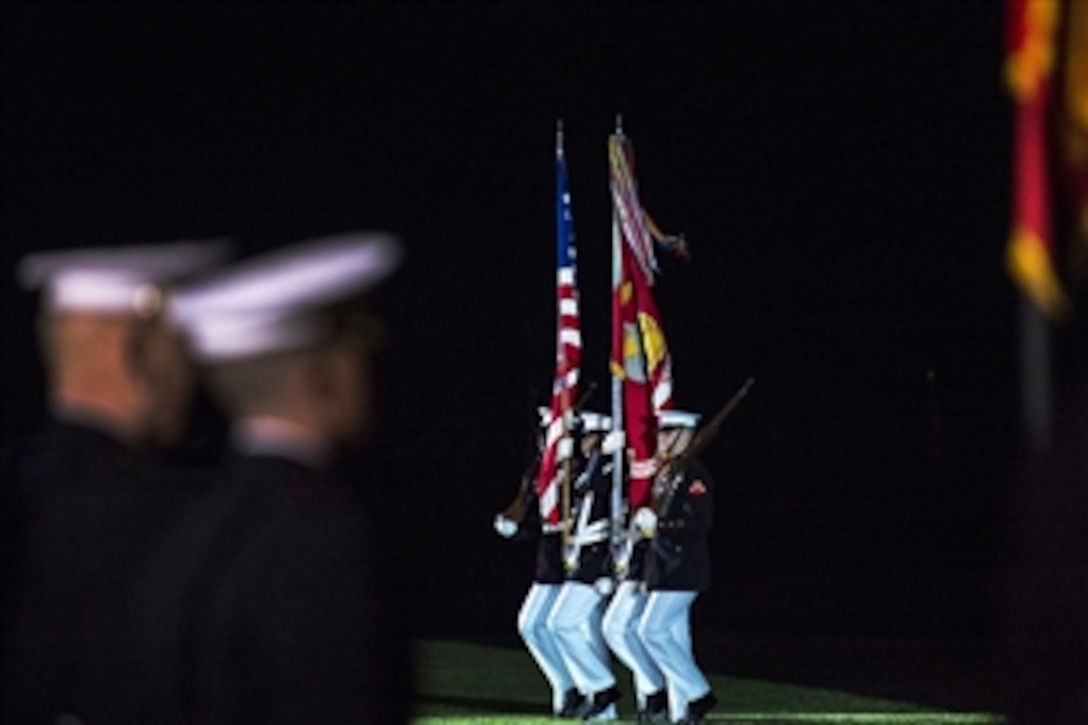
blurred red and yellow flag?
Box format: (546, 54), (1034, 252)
(1005, 0), (1088, 317)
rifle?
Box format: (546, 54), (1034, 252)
(651, 376), (754, 514)
(499, 449), (543, 525)
(612, 376), (754, 575)
(497, 382), (598, 526)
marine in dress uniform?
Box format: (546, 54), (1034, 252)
(548, 409), (626, 718)
(168, 232), (410, 723)
(601, 426), (670, 724)
(632, 410), (718, 725)
(1, 240), (230, 724)
(546, 412), (624, 721)
(494, 407), (584, 717)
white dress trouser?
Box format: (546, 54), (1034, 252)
(547, 581), (616, 694)
(518, 582), (574, 712)
(602, 580), (665, 707)
(637, 590), (711, 722)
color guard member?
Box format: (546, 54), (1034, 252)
(633, 409), (718, 725)
(602, 422), (671, 725)
(494, 407), (585, 717)
(547, 412), (624, 720)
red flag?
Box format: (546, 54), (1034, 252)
(1005, 0), (1067, 317)
(608, 132), (685, 508)
(534, 126), (581, 526)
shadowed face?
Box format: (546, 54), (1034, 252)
(657, 427), (693, 460)
(580, 431), (602, 457)
(135, 322), (196, 445)
(316, 331), (375, 449)
(42, 310), (195, 446)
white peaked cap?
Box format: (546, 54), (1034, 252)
(170, 232), (403, 363)
(16, 239), (233, 317)
(580, 411), (612, 433)
(658, 409), (701, 429)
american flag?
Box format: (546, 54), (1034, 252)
(609, 130), (685, 509)
(534, 124), (581, 526)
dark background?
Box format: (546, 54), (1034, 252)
(4, 1), (1082, 712)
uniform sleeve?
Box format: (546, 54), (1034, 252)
(512, 487), (543, 542)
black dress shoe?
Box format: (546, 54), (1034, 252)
(637, 689), (669, 723)
(578, 685), (620, 720)
(680, 691), (718, 723)
(557, 687), (586, 717)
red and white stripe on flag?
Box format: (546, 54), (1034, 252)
(534, 132), (581, 524)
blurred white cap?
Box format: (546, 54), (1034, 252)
(170, 232), (402, 363)
(16, 239), (233, 318)
(658, 409), (700, 429)
(580, 411), (612, 433)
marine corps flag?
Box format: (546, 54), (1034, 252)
(608, 127), (687, 509)
(535, 123), (582, 526)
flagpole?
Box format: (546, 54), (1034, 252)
(556, 119), (575, 550)
(1018, 278), (1054, 454)
(610, 114), (626, 559)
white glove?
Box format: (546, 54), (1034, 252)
(594, 577), (615, 596)
(493, 514), (518, 539)
(556, 437), (574, 462)
(632, 507), (658, 538)
(573, 519), (609, 546)
(600, 430), (626, 455)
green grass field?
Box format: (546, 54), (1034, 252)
(412, 640), (1003, 724)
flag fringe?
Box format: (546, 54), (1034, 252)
(1007, 225), (1070, 319)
